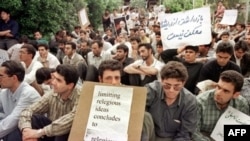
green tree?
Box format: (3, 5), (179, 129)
(1, 0), (85, 39)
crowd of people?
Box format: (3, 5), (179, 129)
(1, 0), (250, 140)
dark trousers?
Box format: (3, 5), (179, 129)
(0, 38), (18, 50)
(1, 128), (22, 141)
(31, 114), (69, 141)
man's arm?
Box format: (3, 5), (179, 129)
(19, 93), (50, 131)
(192, 102), (211, 141)
(0, 89), (40, 138)
(0, 30), (10, 36)
(124, 62), (146, 75)
(23, 62), (43, 84)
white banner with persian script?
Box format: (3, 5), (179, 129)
(158, 7), (211, 50)
(210, 106), (250, 141)
(220, 10), (238, 25)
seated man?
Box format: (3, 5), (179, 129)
(145, 61), (197, 141)
(193, 70), (249, 141)
(0, 60), (40, 141)
(19, 64), (81, 141)
(0, 8), (19, 50)
(98, 60), (155, 141)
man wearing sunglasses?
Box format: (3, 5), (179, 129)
(145, 61), (197, 141)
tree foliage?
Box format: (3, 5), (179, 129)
(1, 0), (85, 39)
(85, 0), (123, 30)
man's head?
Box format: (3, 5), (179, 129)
(0, 8), (10, 22)
(156, 40), (163, 54)
(51, 64), (79, 94)
(234, 40), (249, 59)
(198, 43), (211, 57)
(216, 42), (234, 66)
(130, 37), (141, 50)
(115, 44), (129, 61)
(37, 43), (49, 58)
(64, 42), (77, 57)
(139, 29), (147, 38)
(36, 67), (56, 85)
(138, 43), (154, 60)
(219, 31), (230, 42)
(34, 31), (43, 40)
(155, 31), (161, 42)
(0, 60), (25, 90)
(184, 46), (199, 63)
(79, 40), (89, 51)
(160, 61), (188, 100)
(20, 44), (36, 61)
(214, 70), (244, 106)
(119, 20), (126, 29)
(98, 60), (122, 85)
(91, 40), (103, 56)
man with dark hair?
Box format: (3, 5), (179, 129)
(193, 70), (249, 141)
(0, 8), (19, 50)
(161, 45), (203, 94)
(19, 64), (81, 141)
(145, 61), (197, 140)
(20, 44), (44, 95)
(198, 42), (241, 83)
(37, 43), (60, 68)
(124, 43), (164, 86)
(35, 67), (56, 85)
(87, 40), (111, 68)
(98, 59), (155, 141)
(130, 36), (141, 60)
(230, 40), (250, 77)
(0, 60), (40, 141)
(63, 41), (86, 67)
(113, 44), (134, 85)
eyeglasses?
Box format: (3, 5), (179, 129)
(19, 51), (29, 54)
(162, 83), (183, 91)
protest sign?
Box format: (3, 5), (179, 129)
(78, 8), (90, 28)
(220, 10), (238, 25)
(158, 7), (211, 50)
(210, 106), (250, 141)
(68, 81), (147, 141)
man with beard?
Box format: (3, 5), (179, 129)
(193, 70), (249, 141)
(113, 44), (134, 85)
(124, 43), (164, 86)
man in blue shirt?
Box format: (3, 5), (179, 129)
(0, 60), (40, 141)
(0, 8), (19, 50)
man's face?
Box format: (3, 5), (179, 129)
(58, 43), (65, 50)
(156, 45), (163, 54)
(214, 79), (238, 106)
(80, 42), (88, 50)
(120, 21), (126, 29)
(235, 49), (245, 59)
(0, 67), (14, 89)
(116, 49), (127, 61)
(130, 40), (139, 50)
(91, 43), (102, 56)
(99, 70), (121, 85)
(155, 35), (161, 42)
(139, 30), (146, 37)
(34, 32), (42, 40)
(221, 35), (229, 41)
(51, 72), (72, 94)
(138, 46), (151, 60)
(38, 46), (48, 58)
(19, 48), (31, 62)
(244, 35), (250, 45)
(0, 11), (9, 21)
(161, 78), (184, 100)
(184, 49), (197, 63)
(216, 52), (231, 66)
(64, 45), (74, 56)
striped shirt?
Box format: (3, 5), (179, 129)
(19, 86), (81, 136)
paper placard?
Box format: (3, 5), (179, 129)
(220, 10), (238, 25)
(68, 81), (147, 141)
(78, 8), (90, 28)
(210, 106), (250, 141)
(158, 7), (212, 50)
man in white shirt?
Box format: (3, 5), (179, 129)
(87, 40), (111, 69)
(19, 44), (43, 95)
(124, 43), (164, 86)
(37, 43), (60, 68)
